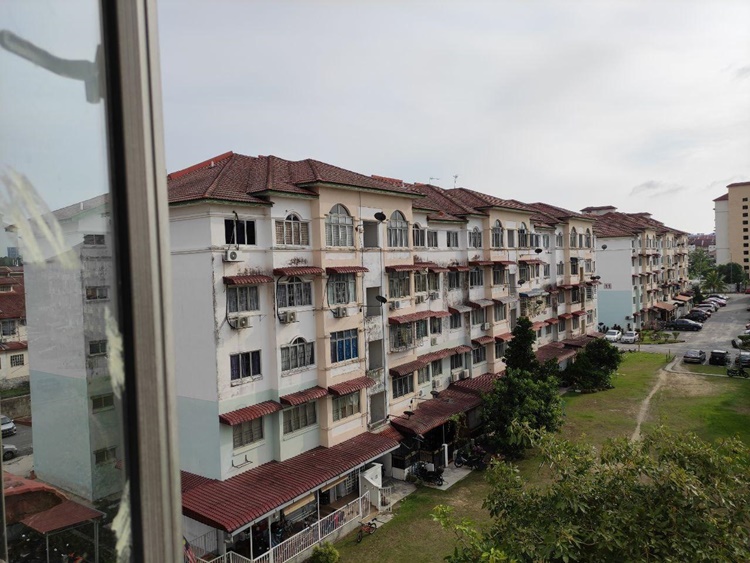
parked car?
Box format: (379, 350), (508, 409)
(706, 297), (727, 307)
(2, 444), (17, 461)
(604, 329), (622, 342)
(621, 331), (639, 344)
(690, 308), (711, 318)
(708, 294), (729, 301)
(698, 302), (719, 312)
(732, 338), (744, 349)
(683, 349), (706, 364)
(1, 415), (16, 438)
(665, 319), (702, 331)
(736, 351), (750, 368)
(685, 312), (709, 323)
(709, 350), (731, 366)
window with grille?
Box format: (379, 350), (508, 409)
(518, 223), (528, 248)
(283, 403), (317, 434)
(389, 272), (411, 298)
(469, 268), (484, 287)
(570, 257), (579, 274)
(491, 221), (503, 248)
(277, 277), (312, 308)
(543, 234), (550, 248)
(428, 273), (440, 291)
(446, 231), (459, 248)
(94, 446), (117, 465)
(392, 374), (414, 398)
(492, 266), (505, 286)
(228, 285), (260, 312)
(414, 272), (428, 293)
(431, 359), (443, 376)
(494, 303), (506, 321)
(448, 271), (461, 290)
(86, 286), (109, 300)
(469, 227), (482, 248)
(233, 418), (263, 448)
(275, 214), (309, 246)
(572, 316), (580, 329)
(333, 391), (361, 421)
(430, 317), (442, 334)
(325, 204), (354, 247)
(83, 233), (106, 246)
(543, 264), (550, 278)
(472, 346), (486, 364)
(585, 229), (592, 248)
(450, 353), (463, 370)
(230, 351), (262, 382)
(280, 337), (315, 371)
(387, 211), (409, 247)
(413, 224), (426, 247)
(416, 366), (429, 385)
(224, 219), (256, 245)
(556, 232), (564, 247)
(330, 329), (359, 362)
(89, 340), (107, 356)
(495, 340), (505, 358)
(92, 393), (114, 412)
(1, 320), (17, 336)
(10, 354), (24, 367)
(559, 319), (566, 331)
(471, 308), (485, 325)
(427, 231), (438, 248)
(449, 313), (462, 329)
(390, 324), (413, 350)
(328, 274), (355, 305)
(569, 227), (578, 248)
(415, 319), (428, 339)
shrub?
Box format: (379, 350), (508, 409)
(310, 542), (340, 563)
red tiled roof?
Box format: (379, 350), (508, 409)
(525, 201), (590, 221)
(674, 295), (691, 302)
(450, 372), (500, 395)
(409, 184), (477, 222)
(495, 333), (514, 342)
(560, 337), (591, 348)
(389, 359), (427, 377)
(532, 321), (548, 330)
(418, 345), (472, 364)
(448, 304), (472, 314)
(558, 313), (574, 320)
(428, 265), (451, 273)
(0, 292), (25, 320)
(472, 336), (495, 346)
(378, 425), (405, 443)
(0, 341), (27, 352)
(0, 277), (22, 286)
(468, 299), (494, 309)
(653, 301), (676, 312)
(279, 386), (329, 406)
(388, 311), (433, 325)
(447, 188), (531, 213)
(219, 401), (282, 426)
(273, 267), (324, 276)
(571, 310), (587, 317)
(494, 260), (515, 266)
(468, 260), (494, 266)
(535, 343), (577, 364)
(430, 310), (451, 318)
(449, 265), (470, 272)
(20, 500), (104, 534)
(325, 266), (369, 274)
(181, 432), (400, 532)
(328, 376), (374, 396)
(519, 258), (545, 265)
(385, 264), (427, 273)
(181, 472), (213, 494)
(388, 387), (482, 436)
(223, 275), (273, 285)
(544, 318), (559, 325)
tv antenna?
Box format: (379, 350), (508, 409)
(428, 177), (440, 184)
(453, 174), (459, 188)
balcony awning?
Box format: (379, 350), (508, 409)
(388, 311), (433, 325)
(219, 401), (283, 426)
(472, 336), (495, 346)
(448, 304), (473, 314)
(273, 267), (324, 276)
(493, 296), (518, 305)
(325, 266), (369, 274)
(653, 301), (676, 312)
(544, 318), (559, 324)
(673, 294), (691, 302)
(571, 310), (587, 317)
(449, 265), (470, 272)
(519, 288), (544, 298)
(546, 287), (560, 294)
(417, 262), (451, 273)
(468, 260), (495, 266)
(389, 359), (428, 377)
(223, 275), (274, 285)
(385, 264), (427, 273)
(493, 260), (515, 266)
(430, 310), (452, 318)
(279, 386), (329, 406)
(519, 258), (544, 265)
(557, 284), (574, 290)
(495, 332), (514, 342)
(328, 376), (375, 396)
(468, 299), (494, 309)
(532, 321), (548, 330)
(535, 343), (577, 364)
(388, 387), (482, 436)
(558, 313), (574, 320)
(418, 345), (472, 364)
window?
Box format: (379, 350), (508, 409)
(390, 324), (413, 349)
(89, 340), (107, 356)
(543, 264), (550, 278)
(507, 229), (516, 247)
(492, 266), (506, 286)
(415, 319), (428, 339)
(83, 234), (106, 246)
(491, 220), (503, 248)
(224, 218), (256, 245)
(469, 227), (482, 248)
(331, 329), (359, 362)
(328, 273), (356, 305)
(556, 232), (564, 247)
(558, 319), (566, 331)
(10, 354), (24, 367)
(450, 353), (463, 370)
(332, 391), (361, 421)
(449, 312), (462, 329)
(447, 231), (459, 248)
(86, 286), (109, 300)
(545, 325), (552, 336)
(448, 271), (461, 290)
(494, 302), (506, 321)
(283, 402), (317, 434)
(587, 310), (594, 324)
(387, 210), (409, 247)
(495, 340), (506, 359)
(417, 366), (430, 385)
(227, 285), (260, 312)
(92, 393), (114, 412)
(569, 227), (578, 248)
(469, 267), (484, 287)
(427, 231), (438, 248)
(471, 307), (486, 325)
(413, 224), (426, 247)
(584, 259), (592, 273)
(571, 287), (581, 303)
(518, 223), (528, 248)
(572, 316), (580, 330)
(428, 273), (440, 291)
(543, 234), (550, 248)
(230, 351), (262, 382)
(277, 277), (312, 308)
(280, 337), (315, 371)
(94, 446), (117, 465)
(472, 346), (486, 364)
(275, 214), (309, 246)
(392, 374), (414, 398)
(570, 257), (579, 275)
(233, 418), (263, 448)
(585, 229), (592, 248)
(389, 271), (411, 298)
(430, 317), (442, 334)
(1, 320), (17, 336)
(414, 272), (428, 293)
(325, 204), (354, 247)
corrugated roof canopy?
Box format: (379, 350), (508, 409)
(219, 401), (282, 426)
(325, 266), (369, 274)
(328, 376), (375, 396)
(223, 275), (274, 286)
(273, 267), (324, 276)
(279, 386), (329, 406)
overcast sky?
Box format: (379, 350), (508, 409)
(157, 0), (750, 234)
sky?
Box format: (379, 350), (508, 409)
(157, 0), (750, 234)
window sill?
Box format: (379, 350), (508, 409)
(280, 365), (317, 376)
(232, 439), (266, 456)
(231, 375), (263, 386)
(282, 423), (319, 440)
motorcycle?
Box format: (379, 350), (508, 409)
(454, 447), (487, 470)
(412, 461), (444, 486)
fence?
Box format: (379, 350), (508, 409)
(202, 552), (253, 563)
(191, 529), (219, 560)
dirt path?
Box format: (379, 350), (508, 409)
(631, 359), (676, 441)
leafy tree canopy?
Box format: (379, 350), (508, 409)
(717, 262), (748, 287)
(562, 338), (622, 391)
(687, 248), (714, 279)
(701, 269), (725, 294)
(503, 316), (539, 373)
(435, 425), (750, 563)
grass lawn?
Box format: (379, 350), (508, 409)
(680, 363), (729, 376)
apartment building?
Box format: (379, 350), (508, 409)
(714, 182), (750, 272)
(169, 152), (602, 559)
(582, 206), (690, 330)
(0, 268), (28, 388)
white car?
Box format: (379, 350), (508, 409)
(605, 330), (622, 342)
(1, 415), (16, 438)
(621, 331), (639, 344)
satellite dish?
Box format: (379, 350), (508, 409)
(404, 410), (415, 418)
(374, 212), (387, 222)
(534, 248), (543, 254)
(601, 244), (608, 250)
(375, 295), (388, 304)
(518, 279), (526, 285)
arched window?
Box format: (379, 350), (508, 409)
(412, 222), (426, 247)
(518, 222), (528, 248)
(469, 227), (482, 248)
(325, 204), (354, 247)
(277, 276), (312, 308)
(585, 228), (592, 248)
(275, 213), (309, 246)
(491, 220), (504, 248)
(387, 210), (408, 247)
(280, 336), (315, 371)
(570, 227), (578, 248)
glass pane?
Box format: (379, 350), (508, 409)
(0, 1), (131, 560)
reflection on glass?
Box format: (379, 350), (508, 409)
(0, 1), (129, 561)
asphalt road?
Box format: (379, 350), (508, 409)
(615, 293), (750, 358)
(4, 423), (32, 457)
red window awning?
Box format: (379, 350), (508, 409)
(219, 401), (283, 426)
(532, 321), (548, 330)
(519, 258), (544, 265)
(448, 304), (473, 314)
(449, 265), (470, 272)
(388, 311), (433, 325)
(468, 299), (495, 309)
(385, 264), (427, 273)
(494, 260), (514, 266)
(495, 333), (514, 342)
(273, 267), (324, 276)
(468, 260), (494, 266)
(325, 266), (369, 274)
(389, 359), (428, 377)
(472, 336), (495, 346)
(328, 376), (375, 396)
(223, 275), (273, 285)
(545, 318), (559, 324)
(558, 313), (574, 320)
(279, 386), (329, 406)
(572, 310), (587, 317)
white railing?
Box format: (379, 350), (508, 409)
(190, 530), (219, 560)
(203, 552), (253, 563)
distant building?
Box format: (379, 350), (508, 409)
(713, 184), (750, 270)
(0, 268), (28, 388)
(687, 233), (716, 261)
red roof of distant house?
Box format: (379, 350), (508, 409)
(0, 292), (25, 320)
(279, 386), (329, 406)
(451, 372), (500, 395)
(181, 432), (399, 532)
(219, 401), (282, 426)
(20, 500), (104, 534)
(535, 343), (578, 363)
(0, 341), (27, 352)
(223, 275), (273, 285)
(328, 376), (374, 396)
(388, 386), (483, 436)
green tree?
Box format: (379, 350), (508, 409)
(691, 282), (704, 304)
(502, 316), (539, 372)
(701, 269), (725, 294)
(717, 262), (748, 289)
(309, 542), (340, 563)
(563, 338), (622, 391)
(435, 425), (750, 563)
(687, 248), (714, 279)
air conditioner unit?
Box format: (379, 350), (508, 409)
(280, 311), (297, 324)
(451, 372), (460, 383)
(389, 301), (400, 311)
(481, 323), (491, 331)
(415, 295), (425, 304)
(432, 379), (442, 390)
(223, 249), (242, 262)
(459, 370), (468, 380)
(333, 306), (348, 318)
(429, 291), (439, 300)
(430, 337), (438, 346)
(236, 316), (251, 329)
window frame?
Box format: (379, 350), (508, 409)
(328, 273), (356, 305)
(277, 276), (313, 308)
(283, 402), (317, 434)
(325, 204), (354, 247)
(280, 337), (315, 372)
(227, 284), (260, 313)
(332, 391), (361, 421)
(275, 213), (310, 246)
(392, 373), (414, 399)
(387, 210), (409, 248)
(330, 329), (359, 363)
(230, 350), (262, 383)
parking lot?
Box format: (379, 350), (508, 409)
(616, 293), (750, 359)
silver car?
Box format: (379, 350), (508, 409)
(621, 331), (639, 344)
